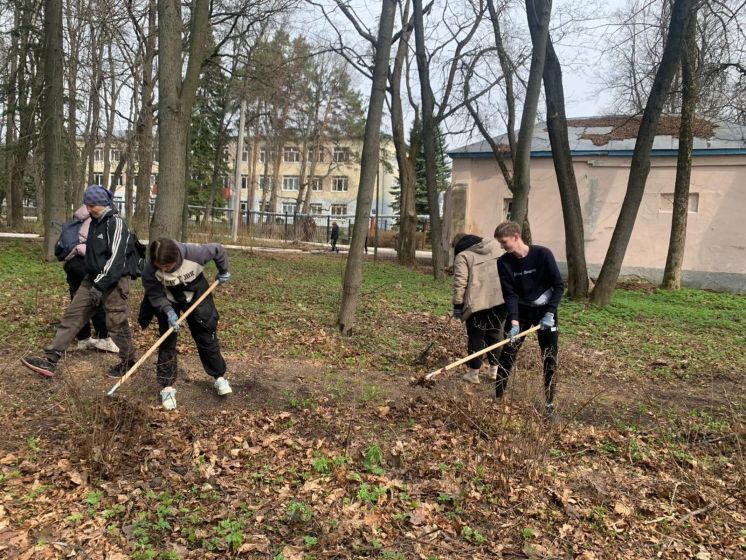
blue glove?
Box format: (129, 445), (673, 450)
(507, 323), (520, 343)
(540, 312), (555, 330)
(90, 287), (103, 307)
(216, 271), (231, 284)
(166, 308), (180, 333)
(452, 306), (463, 320)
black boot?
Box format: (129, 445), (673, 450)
(107, 359), (136, 378)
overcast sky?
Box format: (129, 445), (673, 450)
(291, 0), (632, 148)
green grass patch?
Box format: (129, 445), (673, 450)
(1, 239), (744, 377)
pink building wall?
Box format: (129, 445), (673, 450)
(451, 154), (746, 292)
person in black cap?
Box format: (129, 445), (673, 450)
(21, 185), (139, 378)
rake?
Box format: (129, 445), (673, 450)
(107, 280), (220, 397)
(424, 324), (541, 381)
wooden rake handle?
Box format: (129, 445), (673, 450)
(107, 280), (221, 396)
(424, 324), (541, 381)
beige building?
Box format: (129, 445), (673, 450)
(93, 137), (398, 221)
(447, 116), (746, 293)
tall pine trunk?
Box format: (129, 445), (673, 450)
(591, 0), (695, 305)
(337, 0), (396, 335)
(662, 8), (699, 290)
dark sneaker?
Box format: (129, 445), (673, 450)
(21, 355), (58, 377)
(107, 359), (136, 378)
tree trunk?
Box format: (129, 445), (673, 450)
(150, 0), (210, 240)
(4, 8), (19, 226)
(413, 0), (446, 279)
(232, 97), (246, 241)
(592, 0), (695, 305)
(536, 26), (589, 298)
(511, 0), (552, 228)
(389, 5), (417, 267)
(43, 0), (66, 259)
(662, 8), (699, 290)
(337, 0), (396, 335)
(134, 0), (156, 231)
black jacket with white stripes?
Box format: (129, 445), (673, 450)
(85, 207), (131, 293)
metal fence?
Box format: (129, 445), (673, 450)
(8, 202), (431, 247)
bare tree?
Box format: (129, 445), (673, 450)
(150, 0), (211, 240)
(43, 0), (66, 258)
(662, 6), (699, 290)
(509, 0), (551, 229)
(527, 1), (589, 298)
(338, 0), (397, 335)
(591, 0), (695, 306)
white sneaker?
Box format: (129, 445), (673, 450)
(76, 338), (96, 350)
(214, 377), (233, 396)
(160, 387), (177, 411)
(462, 368), (480, 384)
(93, 337), (119, 353)
(486, 365), (498, 381)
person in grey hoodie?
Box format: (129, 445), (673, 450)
(451, 233), (507, 384)
(63, 205), (119, 353)
(140, 238), (232, 411)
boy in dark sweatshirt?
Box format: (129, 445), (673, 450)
(494, 221), (564, 418)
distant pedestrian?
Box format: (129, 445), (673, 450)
(452, 233), (506, 385)
(21, 185), (138, 378)
(330, 221), (340, 253)
(62, 204), (119, 354)
(494, 221), (564, 419)
(141, 238), (233, 411)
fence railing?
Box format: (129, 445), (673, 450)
(9, 203), (431, 247)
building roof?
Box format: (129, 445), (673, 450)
(449, 115), (746, 158)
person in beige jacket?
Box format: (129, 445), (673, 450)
(451, 233), (507, 384)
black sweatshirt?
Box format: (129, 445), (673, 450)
(497, 245), (564, 322)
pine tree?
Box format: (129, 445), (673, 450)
(188, 55), (230, 208)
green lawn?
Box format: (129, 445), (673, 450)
(1, 238), (744, 377)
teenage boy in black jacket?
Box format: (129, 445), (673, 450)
(494, 221), (564, 418)
(22, 186), (138, 378)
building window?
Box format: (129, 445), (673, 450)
(93, 173), (103, 185)
(114, 174), (123, 186)
(332, 176), (348, 192)
(259, 176), (270, 191)
(308, 147), (323, 162)
(241, 175), (249, 190)
(94, 149), (102, 162)
(151, 174), (157, 186)
(309, 203), (323, 215)
(503, 198), (513, 221)
(282, 202), (297, 214)
(283, 146), (301, 162)
(282, 176), (299, 191)
(259, 201), (272, 212)
(332, 147), (349, 163)
(260, 148), (271, 163)
(310, 177), (323, 191)
(331, 204), (347, 216)
(241, 149), (249, 162)
(110, 149), (120, 161)
(660, 193), (699, 213)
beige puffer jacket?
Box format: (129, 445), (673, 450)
(452, 238), (504, 320)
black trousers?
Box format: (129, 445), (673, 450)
(156, 295), (226, 387)
(465, 305), (507, 369)
(64, 256), (108, 340)
(496, 304), (558, 403)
